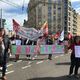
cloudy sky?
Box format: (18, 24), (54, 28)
(0, 0), (80, 30)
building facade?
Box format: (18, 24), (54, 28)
(72, 9), (77, 36)
(27, 0), (73, 35)
(77, 14), (80, 36)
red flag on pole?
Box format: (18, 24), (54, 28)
(12, 19), (20, 33)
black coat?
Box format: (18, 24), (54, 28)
(46, 38), (53, 45)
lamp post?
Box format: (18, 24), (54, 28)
(0, 8), (2, 28)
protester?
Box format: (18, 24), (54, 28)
(15, 35), (21, 62)
(46, 35), (53, 60)
(68, 36), (80, 79)
(26, 39), (32, 60)
(0, 28), (11, 80)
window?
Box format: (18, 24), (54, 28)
(69, 22), (71, 26)
(64, 21), (67, 25)
(69, 17), (70, 21)
(58, 7), (61, 10)
(69, 1), (71, 6)
(48, 0), (51, 2)
(69, 7), (71, 11)
(69, 12), (71, 16)
(53, 16), (56, 21)
(53, 4), (56, 8)
(53, 11), (56, 14)
(68, 27), (70, 31)
(64, 16), (67, 20)
(64, 27), (67, 31)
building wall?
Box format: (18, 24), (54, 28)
(72, 10), (77, 36)
(77, 14), (80, 36)
(27, 0), (73, 35)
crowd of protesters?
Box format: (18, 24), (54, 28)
(9, 33), (64, 61)
(1, 27), (80, 79)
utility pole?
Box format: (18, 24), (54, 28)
(0, 8), (2, 28)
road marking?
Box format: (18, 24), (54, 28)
(28, 61), (32, 64)
(46, 60), (49, 61)
(17, 60), (22, 63)
(7, 64), (13, 67)
(60, 54), (64, 57)
(32, 57), (36, 60)
(6, 70), (14, 75)
(36, 61), (43, 64)
(54, 56), (59, 58)
(22, 65), (31, 69)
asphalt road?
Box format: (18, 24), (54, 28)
(0, 53), (80, 80)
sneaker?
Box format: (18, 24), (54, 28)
(74, 75), (80, 79)
(67, 74), (73, 77)
(48, 58), (52, 60)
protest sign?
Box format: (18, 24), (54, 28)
(11, 45), (64, 55)
(75, 46), (80, 58)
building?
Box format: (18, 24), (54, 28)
(0, 19), (6, 28)
(77, 14), (80, 36)
(72, 9), (77, 36)
(27, 0), (73, 35)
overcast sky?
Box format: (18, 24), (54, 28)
(0, 0), (80, 30)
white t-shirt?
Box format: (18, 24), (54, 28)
(2, 42), (5, 50)
(15, 39), (21, 45)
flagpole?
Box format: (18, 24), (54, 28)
(0, 8), (2, 28)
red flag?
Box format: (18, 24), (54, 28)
(41, 21), (48, 36)
(68, 33), (72, 39)
(54, 32), (60, 39)
(12, 19), (20, 33)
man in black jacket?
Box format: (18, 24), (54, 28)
(0, 28), (10, 80)
(46, 36), (53, 60)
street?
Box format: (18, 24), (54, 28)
(0, 53), (80, 80)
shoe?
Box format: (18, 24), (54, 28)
(74, 75), (80, 79)
(48, 58), (52, 60)
(67, 74), (73, 77)
(0, 67), (2, 70)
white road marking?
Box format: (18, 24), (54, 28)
(17, 60), (22, 63)
(36, 61), (43, 64)
(31, 57), (36, 60)
(6, 70), (14, 75)
(28, 61), (32, 64)
(60, 54), (64, 57)
(7, 64), (13, 67)
(22, 65), (31, 69)
(54, 56), (59, 58)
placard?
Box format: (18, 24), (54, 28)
(75, 46), (80, 58)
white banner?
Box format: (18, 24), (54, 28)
(17, 27), (43, 40)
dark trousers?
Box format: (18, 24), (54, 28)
(69, 54), (80, 75)
(2, 52), (7, 77)
(48, 54), (52, 59)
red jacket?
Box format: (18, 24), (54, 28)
(68, 42), (80, 54)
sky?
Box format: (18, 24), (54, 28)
(0, 0), (80, 30)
